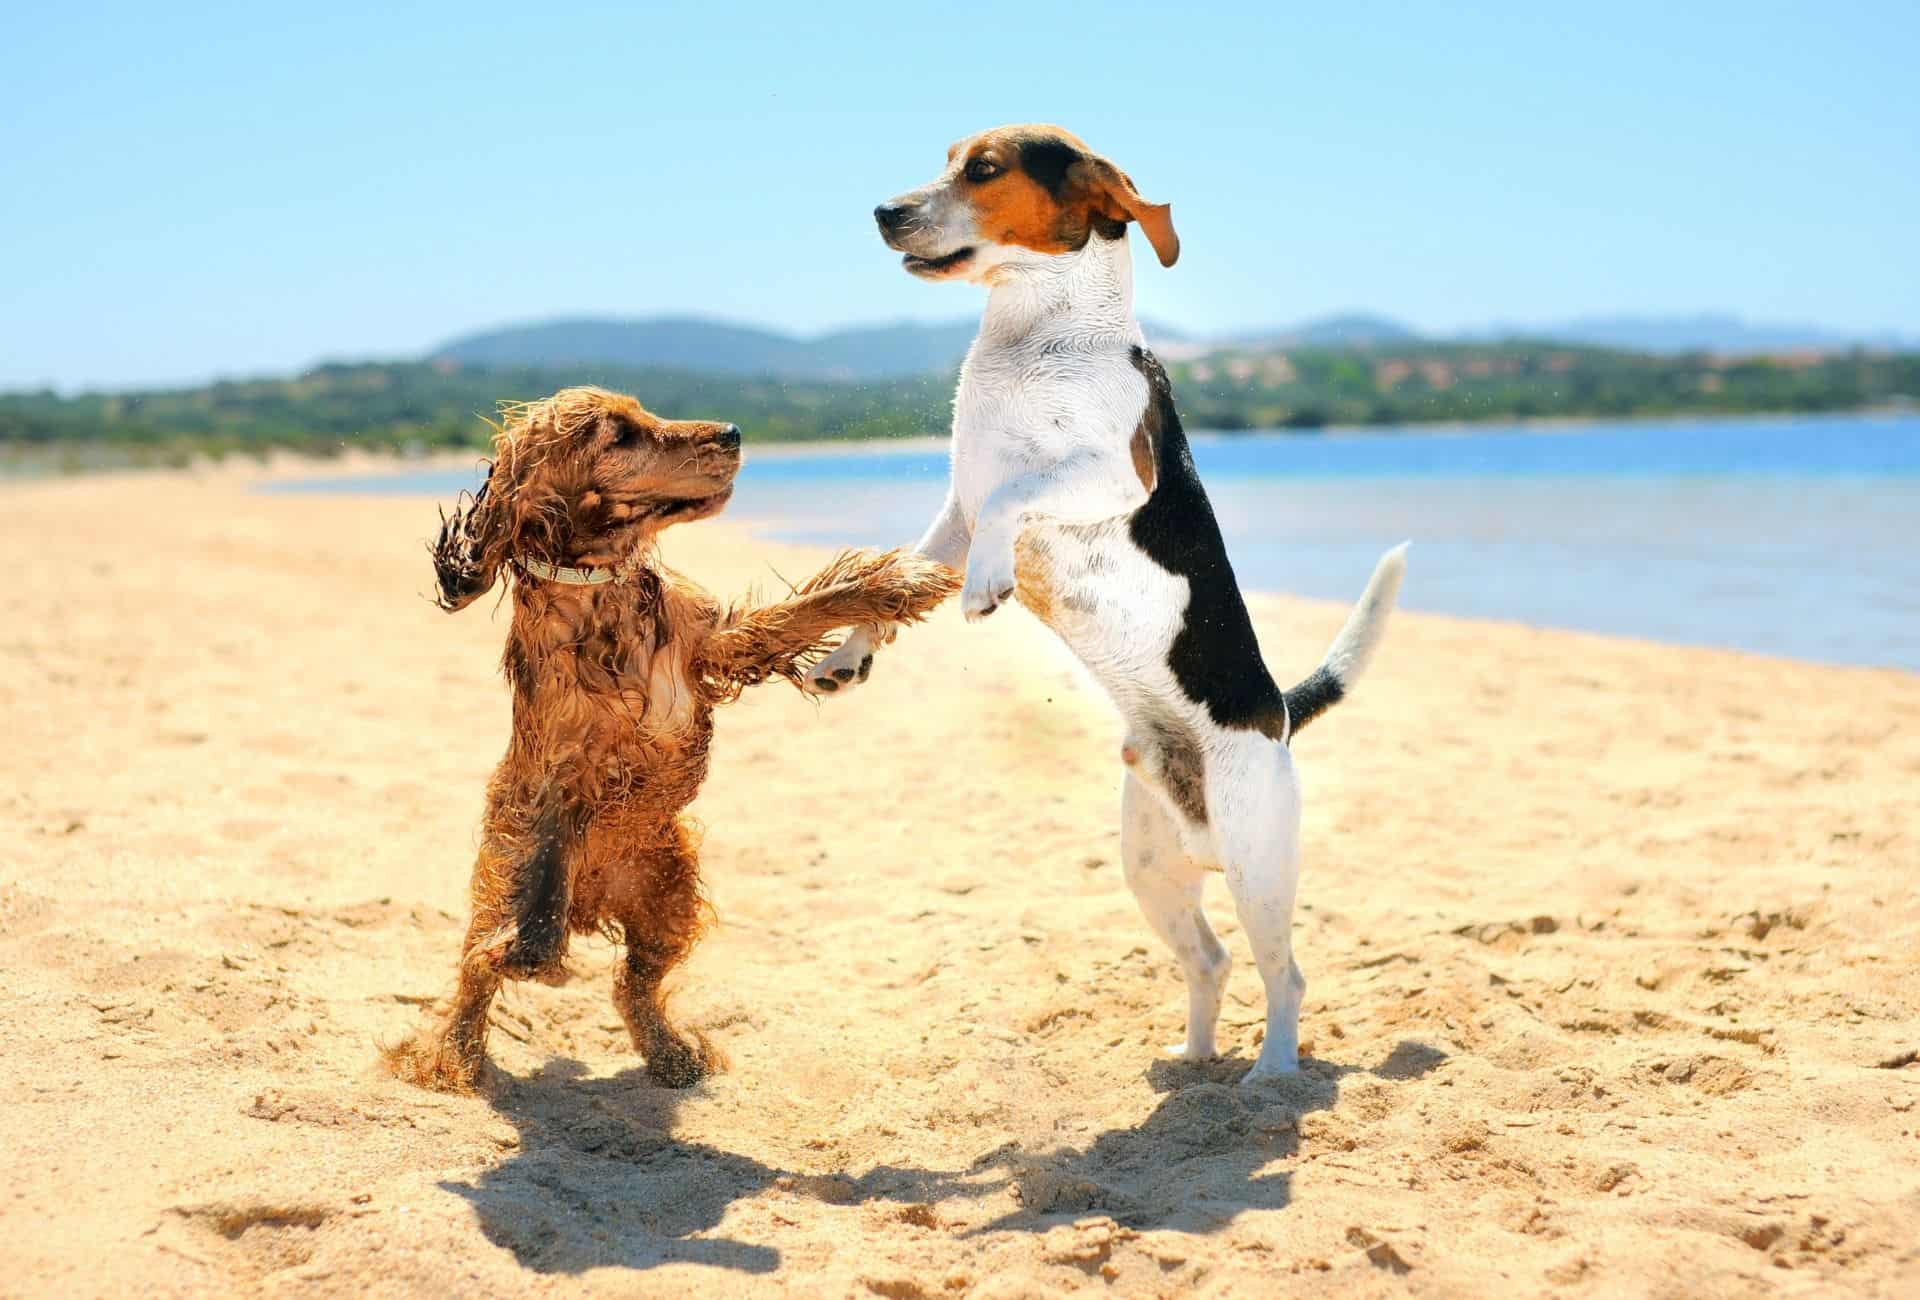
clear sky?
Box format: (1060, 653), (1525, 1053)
(4, 1), (1916, 390)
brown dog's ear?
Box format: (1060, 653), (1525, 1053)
(430, 463), (508, 612)
(1078, 156), (1179, 268)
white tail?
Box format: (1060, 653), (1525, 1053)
(1281, 542), (1408, 738)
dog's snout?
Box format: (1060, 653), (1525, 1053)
(716, 424), (741, 450)
(874, 203), (909, 233)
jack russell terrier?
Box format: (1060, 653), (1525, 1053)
(807, 124), (1406, 1082)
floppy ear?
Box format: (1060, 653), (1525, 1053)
(1078, 156), (1180, 268)
(430, 462), (510, 612)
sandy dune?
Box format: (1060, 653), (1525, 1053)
(2, 466), (1917, 1297)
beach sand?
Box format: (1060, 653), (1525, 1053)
(2, 466), (1917, 1297)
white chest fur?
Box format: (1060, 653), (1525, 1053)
(948, 237), (1150, 525)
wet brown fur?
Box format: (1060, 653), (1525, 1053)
(385, 387), (958, 1092)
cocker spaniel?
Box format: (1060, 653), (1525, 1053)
(386, 386), (956, 1091)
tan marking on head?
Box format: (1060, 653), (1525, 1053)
(953, 126), (1090, 258)
(949, 124), (1180, 267)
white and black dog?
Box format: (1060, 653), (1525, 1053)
(807, 124), (1406, 1082)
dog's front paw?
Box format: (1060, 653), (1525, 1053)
(803, 628), (877, 695)
(961, 549), (1017, 623)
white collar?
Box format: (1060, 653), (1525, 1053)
(515, 556), (616, 586)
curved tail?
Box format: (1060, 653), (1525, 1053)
(1279, 542), (1408, 741)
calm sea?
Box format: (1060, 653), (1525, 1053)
(271, 413), (1920, 671)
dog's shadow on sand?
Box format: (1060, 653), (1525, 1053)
(441, 1040), (1447, 1276)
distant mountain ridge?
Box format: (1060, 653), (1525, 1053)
(431, 314), (1196, 380)
(1214, 313), (1914, 355)
(1465, 313), (1917, 355)
(1228, 313), (1421, 349)
(429, 311), (1914, 382)
(431, 316), (980, 381)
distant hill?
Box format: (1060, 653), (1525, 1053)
(1473, 314), (1916, 355)
(1218, 312), (1915, 355)
(1224, 313), (1422, 349)
(431, 314), (1194, 380)
(431, 316), (979, 381)
(429, 310), (1913, 380)
(8, 342), (1914, 463)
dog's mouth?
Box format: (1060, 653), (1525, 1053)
(902, 246), (975, 275)
(656, 486), (734, 521)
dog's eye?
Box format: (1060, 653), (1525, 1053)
(964, 158), (1003, 183)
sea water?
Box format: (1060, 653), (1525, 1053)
(269, 413), (1920, 670)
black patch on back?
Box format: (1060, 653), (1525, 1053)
(1126, 347), (1289, 738)
(1282, 665), (1345, 737)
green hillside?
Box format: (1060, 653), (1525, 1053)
(0, 362), (951, 464)
(2, 343), (1915, 467)
(1164, 341), (1920, 430)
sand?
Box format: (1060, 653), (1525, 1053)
(2, 464), (1917, 1298)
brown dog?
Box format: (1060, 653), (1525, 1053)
(385, 386), (957, 1091)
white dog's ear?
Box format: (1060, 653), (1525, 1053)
(1078, 156), (1179, 268)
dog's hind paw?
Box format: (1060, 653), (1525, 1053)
(1164, 1038), (1220, 1062)
(382, 1033), (485, 1093)
(1239, 1057), (1303, 1086)
(643, 1031), (726, 1089)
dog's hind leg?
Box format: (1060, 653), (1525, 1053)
(384, 909), (506, 1092)
(1122, 772), (1230, 1061)
(386, 801), (575, 1092)
(604, 821), (723, 1088)
(1210, 736), (1307, 1082)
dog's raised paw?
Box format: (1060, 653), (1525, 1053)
(962, 583), (1015, 623)
(804, 636), (874, 695)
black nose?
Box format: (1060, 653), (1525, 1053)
(716, 424), (741, 450)
(874, 203), (908, 233)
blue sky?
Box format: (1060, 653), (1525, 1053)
(4, 1), (1916, 390)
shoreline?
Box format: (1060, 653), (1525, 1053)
(6, 403), (1918, 483)
(19, 453), (1916, 678)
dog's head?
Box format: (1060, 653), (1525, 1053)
(874, 124), (1178, 285)
(430, 386), (742, 611)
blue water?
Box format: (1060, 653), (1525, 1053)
(270, 413), (1920, 670)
